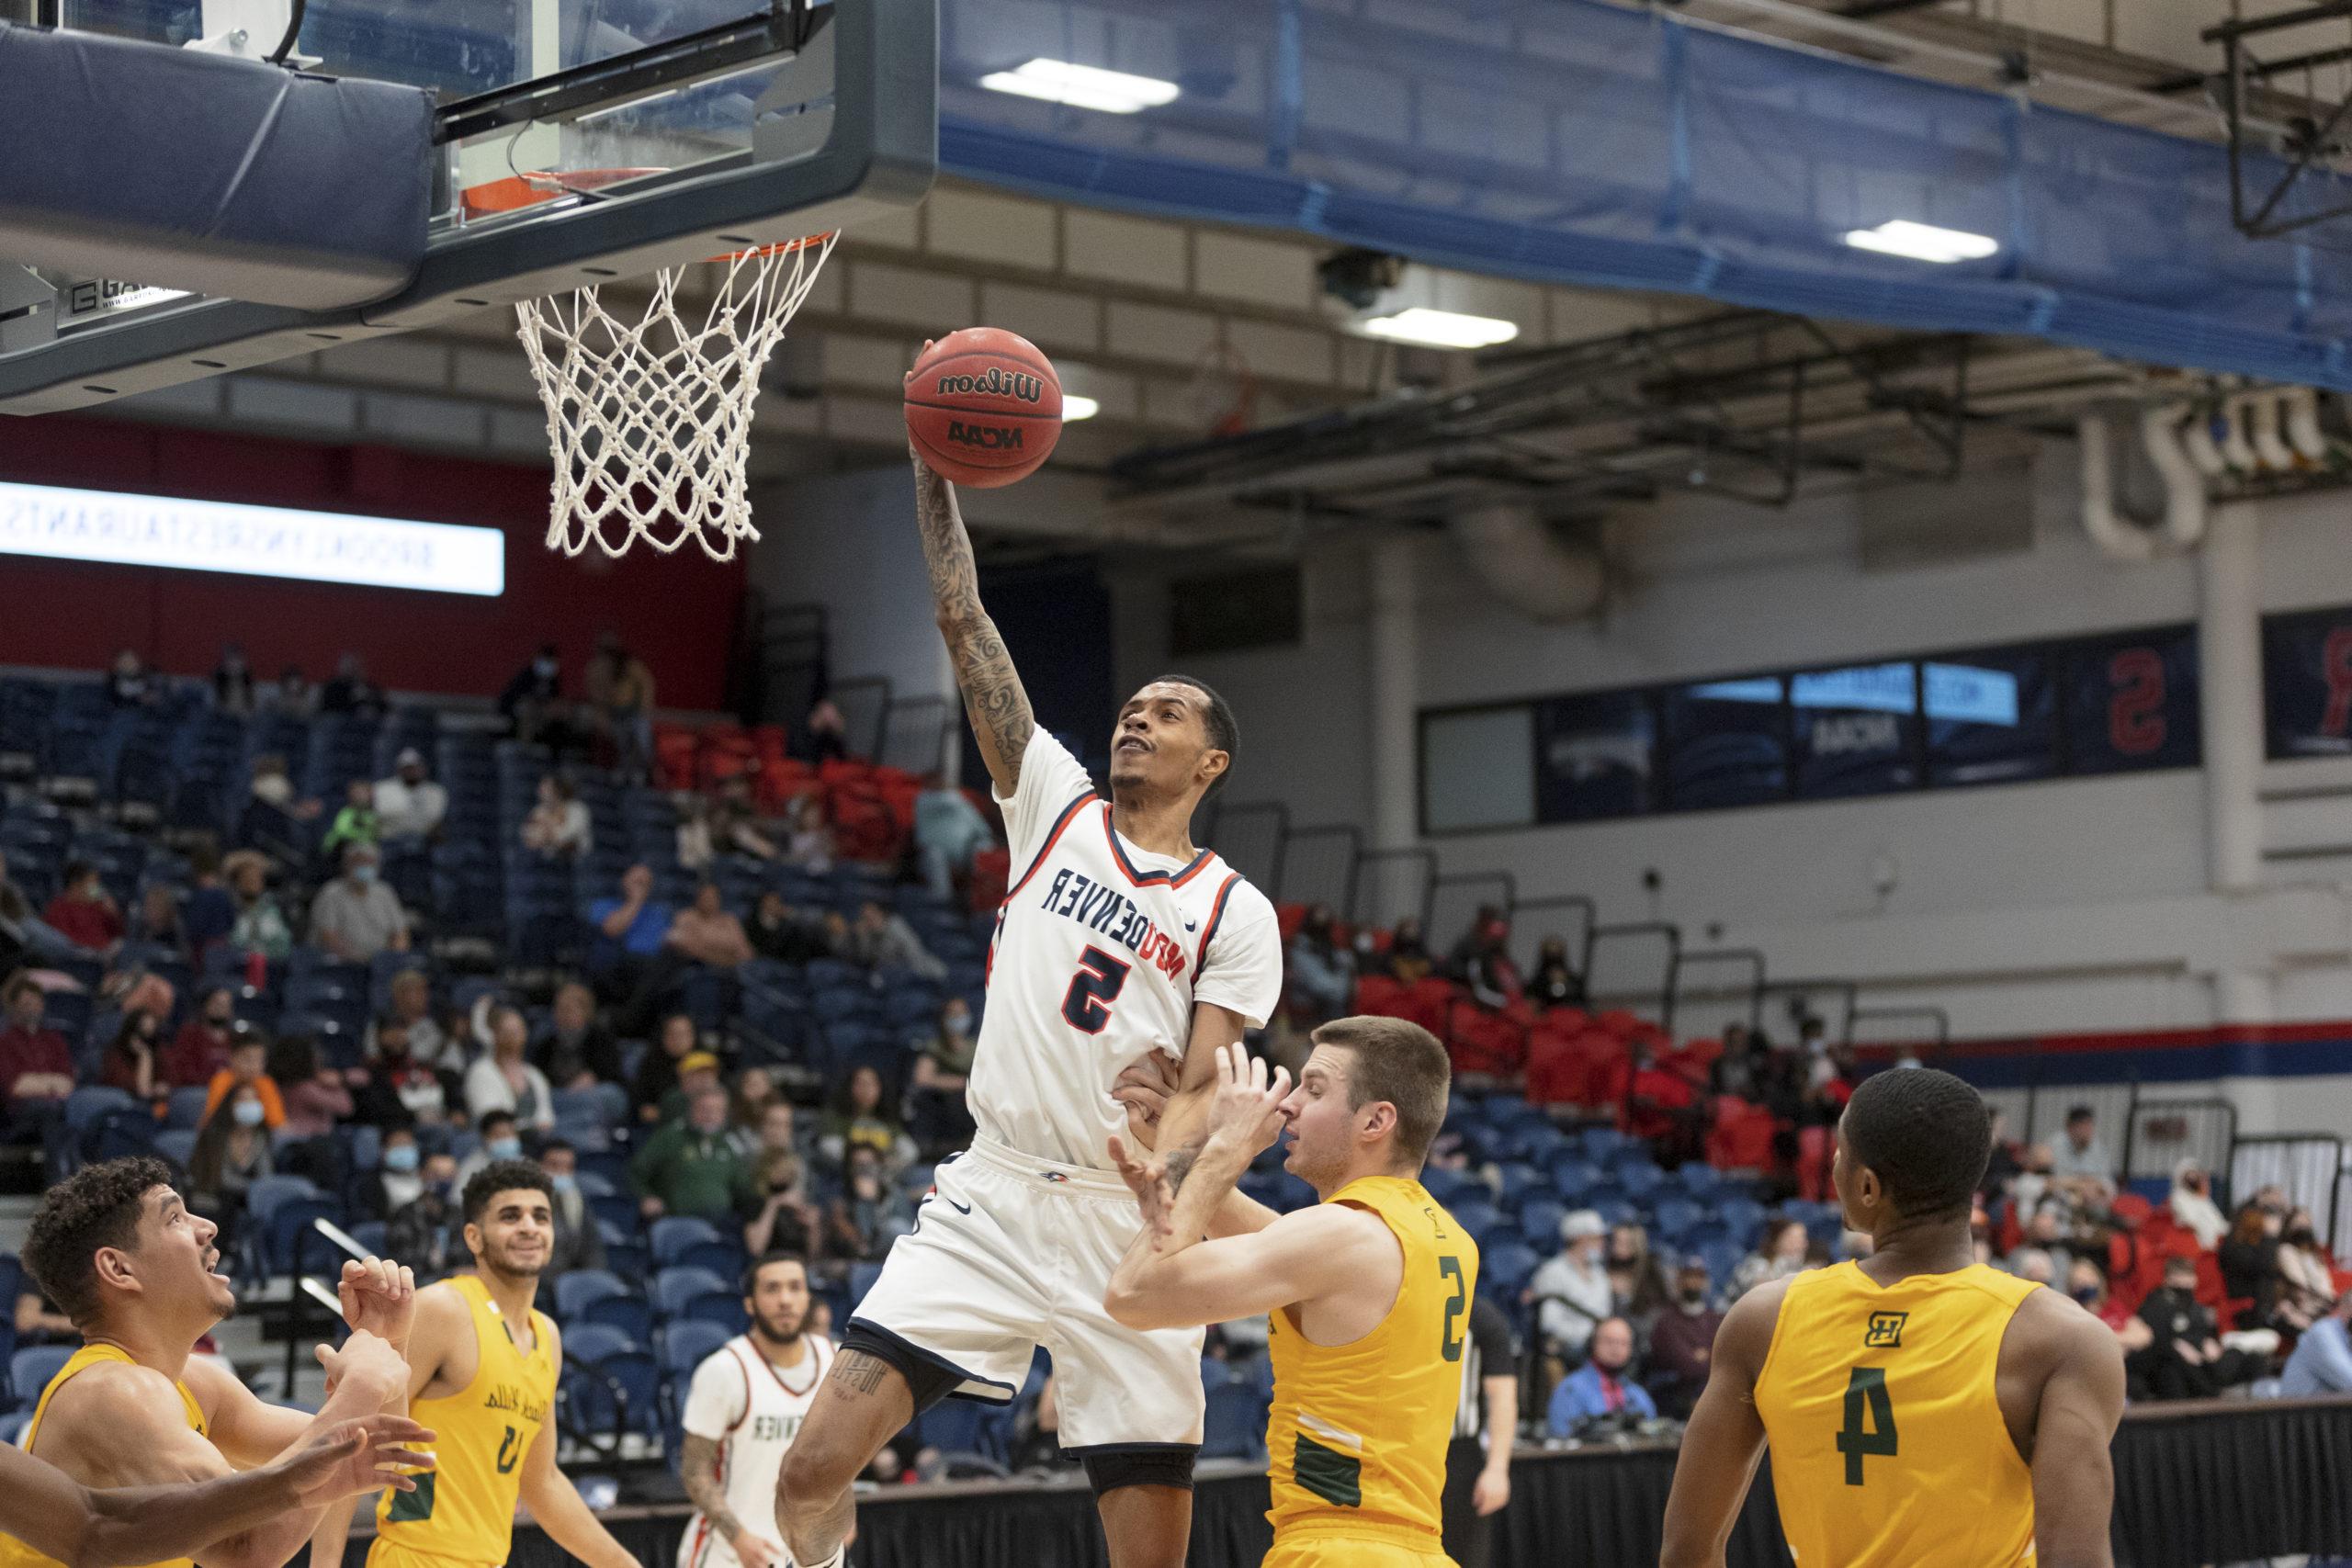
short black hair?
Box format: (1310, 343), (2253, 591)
(1147, 673), (1238, 799)
(462, 1159), (552, 1226)
(741, 1249), (808, 1294)
(1839, 1068), (1989, 1223)
(540, 1137), (574, 1159)
(25, 1156), (175, 1326)
(479, 1110), (517, 1135)
(2066, 1104), (2096, 1124)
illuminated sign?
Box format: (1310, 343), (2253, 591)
(0, 479), (504, 597)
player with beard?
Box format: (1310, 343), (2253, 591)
(677, 1253), (836, 1568)
(0, 1156), (430, 1568)
(326, 1161), (639, 1568)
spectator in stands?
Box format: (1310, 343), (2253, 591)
(803, 696), (849, 765)
(585, 634), (656, 780)
(519, 775), (592, 860)
(667, 883), (754, 972)
(531, 981), (622, 1090)
(2170, 1161), (2229, 1249)
(656, 1052), (728, 1128)
(741, 1105), (821, 1258)
(2048, 1104), (2113, 1195)
(1605, 1222), (1668, 1321)
(1980, 1103), (2024, 1200)
(14, 1279), (75, 1348)
(464, 1006), (556, 1133)
(0, 851), (74, 964)
(1285, 904), (1354, 1025)
(824, 1144), (914, 1261)
(187, 1082), (273, 1261)
(1626, 1038), (1702, 1165)
(629, 1013), (697, 1124)
(1382, 916), (1434, 985)
(386, 1149), (460, 1279)
(453, 1109), (525, 1196)
(354, 1123), (424, 1222)
(165, 987), (239, 1089)
(1530, 1209), (1612, 1360)
(2138, 1254), (2278, 1402)
(539, 1139), (605, 1275)
(1546, 1316), (1656, 1433)
(912, 773), (995, 902)
(373, 968), (456, 1071)
(2005, 1247), (2055, 1286)
(2280, 1290), (2352, 1397)
(907, 997), (978, 1156)
(354, 1017), (457, 1129)
(107, 648), (157, 708)
(1453, 909), (1522, 1012)
(0, 975), (74, 1138)
(97, 1005), (164, 1102)
(222, 851), (294, 960)
(589, 863), (674, 1013)
(310, 842), (409, 963)
(2220, 1201), (2300, 1332)
(2067, 1259), (2154, 1370)
(843, 898), (945, 982)
(1644, 1257), (1722, 1419)
(674, 799), (718, 873)
(631, 1082), (749, 1222)
(123, 886), (185, 966)
(819, 1064), (918, 1177)
(2278, 1208), (2337, 1326)
(499, 643), (564, 742)
(202, 1035), (285, 1131)
(729, 1067), (779, 1143)
(1729, 1218), (1810, 1302)
(265, 664), (315, 716)
(319, 651), (387, 718)
(2005, 1204), (2075, 1282)
(243, 753), (322, 846)
(204, 642), (256, 716)
(375, 749), (447, 845)
(180, 847), (233, 956)
(748, 892), (828, 964)
(784, 795), (833, 874)
(269, 1033), (353, 1191)
(707, 778), (780, 862)
(44, 860), (123, 953)
(1528, 937), (1584, 1011)
(321, 780), (380, 860)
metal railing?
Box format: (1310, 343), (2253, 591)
(1666, 947), (1767, 1038)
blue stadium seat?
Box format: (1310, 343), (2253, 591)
(1200, 1381), (1268, 1462)
(1518, 1200), (1566, 1248)
(678, 1240), (746, 1280)
(650, 1216), (722, 1267)
(266, 1198), (345, 1277)
(562, 1323), (639, 1364)
(583, 1294), (657, 1345)
(683, 1292), (750, 1335)
(652, 1267), (730, 1318)
(661, 1320), (731, 1379)
(1676, 1163), (1724, 1201)
(554, 1269), (631, 1321)
(9, 1347), (72, 1413)
(1546, 1156), (1602, 1199)
(1483, 1241), (1543, 1297)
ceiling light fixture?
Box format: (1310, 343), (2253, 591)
(1061, 394), (1102, 422)
(1358, 307), (1521, 350)
(978, 59), (1180, 115)
(1842, 219), (1999, 264)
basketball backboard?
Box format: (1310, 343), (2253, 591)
(0, 0), (934, 413)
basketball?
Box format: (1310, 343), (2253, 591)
(903, 328), (1064, 488)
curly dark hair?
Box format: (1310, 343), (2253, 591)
(25, 1156), (175, 1327)
(461, 1159), (553, 1227)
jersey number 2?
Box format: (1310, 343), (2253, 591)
(1437, 1255), (1466, 1362)
(1061, 945), (1132, 1033)
(1837, 1368), (1897, 1484)
(495, 1424), (522, 1474)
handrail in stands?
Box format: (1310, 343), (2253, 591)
(1579, 920), (1683, 1020)
(1347, 846), (1439, 931)
(1274, 823), (1364, 915)
(1664, 947), (1767, 1037)
(1848, 1005), (1951, 1057)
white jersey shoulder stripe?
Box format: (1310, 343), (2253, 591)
(1005, 790), (1100, 901)
(1192, 871), (1243, 977)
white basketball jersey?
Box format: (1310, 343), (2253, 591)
(676, 1334), (834, 1568)
(971, 728), (1283, 1169)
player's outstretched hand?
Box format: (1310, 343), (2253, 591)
(1204, 1042), (1291, 1158)
(1110, 1048), (1182, 1148)
(316, 1328), (408, 1404)
(277, 1415), (437, 1505)
(339, 1255), (417, 1350)
(906, 339), (937, 479)
(1107, 1134), (1175, 1247)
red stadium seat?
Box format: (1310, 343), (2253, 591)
(1707, 1097), (1778, 1171)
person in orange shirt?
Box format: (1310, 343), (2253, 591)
(200, 1037), (285, 1132)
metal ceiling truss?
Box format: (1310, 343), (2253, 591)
(2209, 2), (2352, 239)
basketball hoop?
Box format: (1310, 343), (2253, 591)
(481, 170), (839, 562)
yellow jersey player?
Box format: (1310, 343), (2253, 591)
(317, 1160), (639, 1568)
(1106, 1023), (1468, 1568)
(1660, 1067), (2127, 1568)
(0, 1156), (429, 1568)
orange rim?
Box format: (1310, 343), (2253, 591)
(460, 169), (834, 265)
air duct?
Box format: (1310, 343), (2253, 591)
(2286, 388), (2328, 464)
(2248, 392), (2297, 472)
(1449, 502), (1605, 621)
(2080, 405), (2208, 561)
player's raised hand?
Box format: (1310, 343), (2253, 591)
(277, 1415), (437, 1504)
(1204, 1043), (1290, 1157)
(316, 1327), (408, 1403)
(339, 1255), (417, 1351)
(1107, 1134), (1175, 1246)
(1110, 1048), (1182, 1147)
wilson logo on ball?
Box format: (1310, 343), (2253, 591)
(933, 368), (1046, 404)
(947, 421), (1025, 450)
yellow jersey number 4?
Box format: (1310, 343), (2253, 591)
(1837, 1368), (1898, 1484)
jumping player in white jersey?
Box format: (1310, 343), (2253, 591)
(677, 1254), (834, 1568)
(776, 364), (1284, 1568)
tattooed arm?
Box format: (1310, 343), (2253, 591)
(909, 352), (1035, 797)
(681, 1434), (781, 1568)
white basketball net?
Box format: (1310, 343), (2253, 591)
(515, 232), (839, 561)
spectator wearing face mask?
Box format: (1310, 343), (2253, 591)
(2169, 1161), (2229, 1249)
(2277, 1209), (2338, 1328)
(455, 1109), (528, 1194)
(98, 1005), (167, 1103)
(310, 842), (410, 963)
(2136, 1256), (2278, 1401)
(818, 1065), (918, 1177)
(187, 1081), (275, 1260)
(375, 749), (448, 845)
(1383, 917), (1434, 984)
(386, 1149), (461, 1279)
(1547, 1316), (1657, 1432)
(360, 1124), (428, 1221)
(354, 1016), (459, 1129)
(2220, 1202), (2284, 1330)
(202, 1036), (286, 1131)
(825, 1145), (915, 1262)
(740, 1104), (822, 1259)
(1527, 936), (1584, 1011)
(1452, 908), (1523, 1012)
(166, 987), (240, 1089)
(1644, 1258), (1724, 1419)
(2066, 1259), (2154, 1371)
(908, 998), (978, 1155)
(1529, 1210), (1613, 1359)
(539, 1139), (607, 1274)
(500, 643), (565, 741)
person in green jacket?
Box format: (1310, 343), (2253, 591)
(631, 1083), (751, 1222)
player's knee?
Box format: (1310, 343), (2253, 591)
(778, 1434), (859, 1510)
